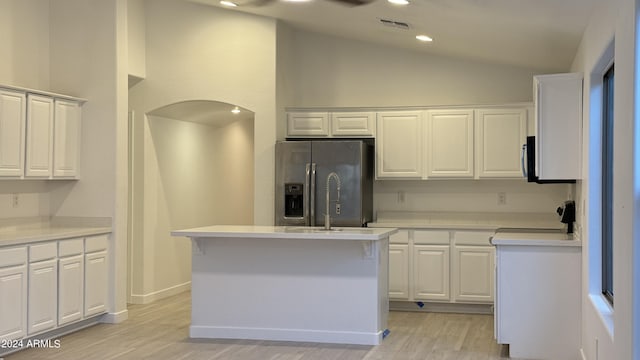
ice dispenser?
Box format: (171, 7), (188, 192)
(284, 183), (304, 218)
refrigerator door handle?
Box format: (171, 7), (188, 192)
(310, 163), (317, 227)
(304, 163), (311, 226)
(521, 143), (528, 178)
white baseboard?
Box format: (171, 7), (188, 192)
(190, 325), (383, 345)
(129, 281), (191, 304)
(101, 309), (129, 324)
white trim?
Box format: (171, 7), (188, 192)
(589, 293), (614, 338)
(129, 281), (191, 304)
(580, 348), (588, 360)
(189, 325), (384, 345)
(101, 309), (129, 324)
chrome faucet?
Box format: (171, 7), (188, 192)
(324, 172), (341, 230)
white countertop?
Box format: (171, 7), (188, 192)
(0, 226), (112, 246)
(0, 217), (112, 247)
(171, 225), (397, 241)
(491, 230), (581, 247)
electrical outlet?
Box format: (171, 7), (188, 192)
(497, 192), (507, 205)
(335, 203), (341, 215)
(12, 193), (19, 208)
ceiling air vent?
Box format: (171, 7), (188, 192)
(379, 18), (411, 30)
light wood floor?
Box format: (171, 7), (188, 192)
(6, 292), (511, 360)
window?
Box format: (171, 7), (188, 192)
(602, 63), (614, 304)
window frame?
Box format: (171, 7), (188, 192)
(602, 63), (614, 305)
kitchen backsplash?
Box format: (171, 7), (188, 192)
(0, 181), (53, 219)
(373, 179), (572, 216)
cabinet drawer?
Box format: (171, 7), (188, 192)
(59, 238), (84, 257)
(413, 230), (450, 245)
(29, 242), (57, 262)
(389, 229), (409, 244)
(454, 231), (494, 246)
(85, 235), (108, 253)
(0, 246), (27, 267)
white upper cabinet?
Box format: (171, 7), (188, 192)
(534, 73), (582, 180)
(330, 112), (375, 137)
(287, 112), (330, 137)
(21, 91), (83, 180)
(53, 100), (82, 178)
(376, 111), (423, 179)
(0, 89), (26, 177)
(25, 95), (54, 178)
(425, 109), (474, 178)
(286, 111), (375, 137)
(475, 108), (527, 178)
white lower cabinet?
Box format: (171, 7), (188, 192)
(84, 249), (108, 317)
(28, 259), (58, 334)
(452, 246), (494, 303)
(84, 235), (108, 317)
(389, 244), (409, 300)
(58, 255), (84, 325)
(387, 229), (495, 306)
(0, 234), (109, 343)
(413, 245), (450, 301)
(0, 246), (28, 341)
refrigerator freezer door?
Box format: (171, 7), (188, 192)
(311, 141), (371, 227)
(275, 141), (311, 226)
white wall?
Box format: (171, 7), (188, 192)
(128, 0), (276, 226)
(128, 0), (271, 300)
(571, 0), (639, 358)
(130, 114), (254, 303)
(0, 0), (50, 90)
(0, 1), (53, 220)
(127, 0), (146, 80)
(374, 180), (568, 215)
(211, 118), (255, 225)
(48, 0), (129, 323)
(280, 28), (567, 215)
(282, 29), (547, 108)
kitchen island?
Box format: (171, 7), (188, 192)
(171, 225), (397, 345)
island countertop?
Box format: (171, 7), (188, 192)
(171, 225), (397, 241)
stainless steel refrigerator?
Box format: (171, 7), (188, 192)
(275, 140), (374, 227)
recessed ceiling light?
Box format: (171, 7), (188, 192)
(388, 0), (409, 5)
(220, 0), (238, 7)
(231, 107), (241, 114)
(416, 35), (433, 42)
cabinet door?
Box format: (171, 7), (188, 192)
(25, 94), (54, 178)
(413, 245), (450, 301)
(85, 251), (108, 316)
(534, 73), (582, 180)
(453, 245), (494, 303)
(475, 108), (527, 178)
(58, 255), (84, 325)
(425, 109), (474, 178)
(28, 259), (58, 334)
(330, 112), (375, 137)
(287, 112), (329, 137)
(389, 244), (409, 300)
(0, 89), (26, 177)
(376, 111), (422, 178)
(0, 265), (27, 340)
(53, 100), (81, 178)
